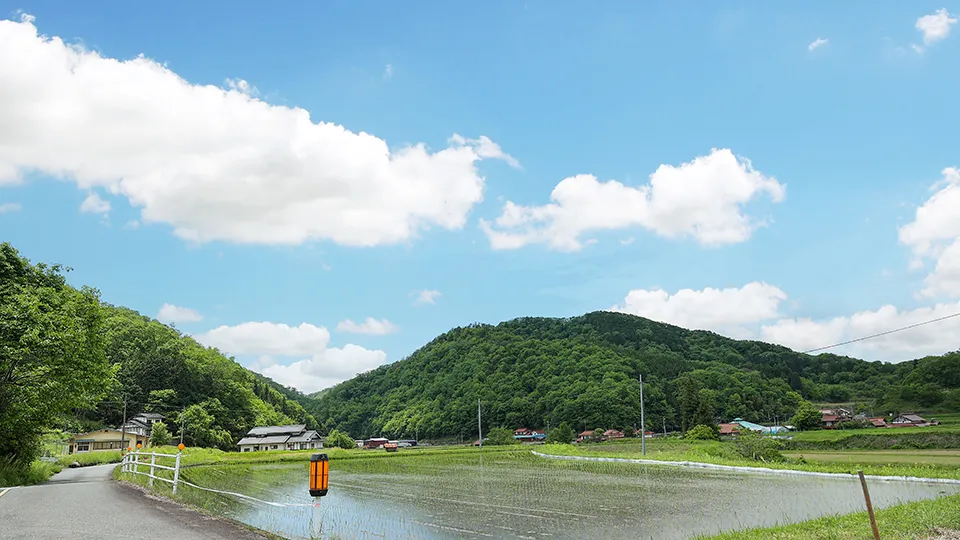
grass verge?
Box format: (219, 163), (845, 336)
(539, 440), (960, 480)
(0, 457), (62, 487)
(699, 492), (960, 539)
(58, 449), (123, 468)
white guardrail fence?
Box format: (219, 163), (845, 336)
(119, 449), (315, 508)
(120, 450), (183, 493)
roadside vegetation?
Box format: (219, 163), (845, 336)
(536, 438), (960, 480)
(0, 243), (315, 486)
(700, 493), (960, 540)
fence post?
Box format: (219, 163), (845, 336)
(172, 450), (182, 495)
(133, 448), (140, 476)
(149, 453), (156, 487)
(858, 470), (882, 540)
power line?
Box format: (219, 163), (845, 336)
(802, 311), (960, 354)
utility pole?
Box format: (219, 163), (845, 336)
(179, 407), (186, 445)
(120, 397), (127, 451)
(477, 398), (482, 449)
(639, 374), (646, 456)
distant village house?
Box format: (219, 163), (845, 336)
(513, 428), (547, 442)
(68, 429), (148, 454)
(890, 413), (938, 427)
(236, 424), (323, 452)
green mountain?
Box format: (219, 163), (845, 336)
(0, 242), (315, 463)
(309, 312), (960, 439)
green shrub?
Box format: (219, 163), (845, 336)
(685, 424), (719, 441)
(0, 457), (61, 487)
(150, 422), (172, 446)
(484, 427), (519, 446)
(790, 400), (823, 431)
(325, 429), (357, 449)
(57, 450), (122, 468)
(546, 423), (575, 444)
(735, 431), (784, 462)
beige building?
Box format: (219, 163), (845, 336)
(68, 429), (149, 454)
(237, 424), (323, 452)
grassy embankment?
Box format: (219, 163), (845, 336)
(699, 493), (960, 540)
(543, 418), (960, 540)
(0, 458), (62, 487)
(543, 437), (960, 480)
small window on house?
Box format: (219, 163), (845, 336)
(271, 445), (278, 449)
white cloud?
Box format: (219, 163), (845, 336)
(808, 38), (829, 51)
(610, 282), (788, 338)
(449, 134), (521, 169)
(0, 202), (21, 214)
(383, 63), (393, 80)
(336, 317), (399, 335)
(195, 321), (387, 393)
(197, 321), (332, 357)
(610, 281), (960, 362)
(225, 78), (258, 97)
(156, 303), (203, 324)
(412, 289), (441, 306)
(0, 16), (515, 247)
(481, 149), (785, 251)
(899, 167), (960, 298)
(123, 219), (140, 230)
(762, 301), (960, 361)
(257, 345), (388, 394)
(760, 317), (848, 353)
(619, 237), (635, 246)
(916, 8), (957, 46)
(79, 192), (110, 214)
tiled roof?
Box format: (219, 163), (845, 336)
(287, 430), (321, 443)
(237, 435), (290, 446)
(718, 423), (740, 434)
(246, 424), (307, 436)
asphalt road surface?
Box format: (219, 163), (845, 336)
(0, 464), (272, 539)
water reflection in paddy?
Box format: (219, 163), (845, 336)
(177, 451), (960, 540)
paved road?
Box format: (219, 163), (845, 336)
(0, 464), (272, 539)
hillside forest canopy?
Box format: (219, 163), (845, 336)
(309, 313), (960, 439)
(2, 241), (959, 466)
(0, 243), (315, 465)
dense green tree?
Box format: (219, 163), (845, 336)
(622, 426), (635, 438)
(0, 244), (115, 465)
(150, 421), (172, 446)
(685, 424), (719, 441)
(679, 378), (700, 432)
(176, 403), (233, 450)
(735, 431), (785, 462)
(546, 422), (575, 444)
(790, 401), (823, 431)
(309, 311), (960, 439)
(325, 429), (356, 449)
(485, 427), (519, 446)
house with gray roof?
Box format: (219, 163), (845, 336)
(236, 424), (323, 452)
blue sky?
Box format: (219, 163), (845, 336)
(2, 2), (959, 392)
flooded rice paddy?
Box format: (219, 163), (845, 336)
(176, 451), (960, 540)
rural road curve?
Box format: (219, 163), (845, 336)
(0, 464), (272, 539)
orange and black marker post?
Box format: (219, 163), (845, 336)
(309, 453), (329, 497)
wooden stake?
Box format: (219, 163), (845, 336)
(858, 470), (881, 540)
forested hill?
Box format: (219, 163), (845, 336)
(0, 243), (314, 464)
(309, 312), (960, 439)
